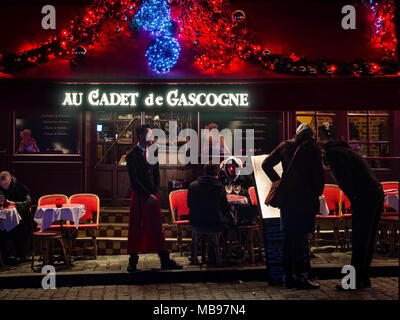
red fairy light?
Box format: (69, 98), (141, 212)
(289, 52), (300, 62)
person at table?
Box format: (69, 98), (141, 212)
(262, 123), (324, 290)
(0, 171), (33, 265)
(218, 156), (258, 226)
(218, 156), (254, 201)
(126, 125), (182, 273)
(322, 141), (384, 290)
(187, 163), (234, 264)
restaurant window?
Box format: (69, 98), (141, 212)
(96, 111), (193, 166)
(14, 111), (81, 155)
(199, 111), (280, 156)
(348, 110), (390, 168)
(296, 111), (336, 142)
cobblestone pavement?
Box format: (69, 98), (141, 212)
(0, 249), (397, 275)
(0, 278), (397, 300)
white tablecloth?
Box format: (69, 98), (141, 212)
(0, 206), (22, 232)
(319, 195), (330, 217)
(34, 204), (86, 232)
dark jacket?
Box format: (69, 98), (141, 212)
(126, 146), (160, 198)
(0, 177), (32, 225)
(324, 141), (382, 203)
(262, 138), (325, 212)
(188, 176), (231, 230)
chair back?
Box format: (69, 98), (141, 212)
(248, 186), (258, 206)
(69, 193), (100, 225)
(38, 194), (69, 206)
(169, 189), (190, 223)
(381, 181), (399, 193)
(341, 192), (351, 212)
(322, 184), (341, 212)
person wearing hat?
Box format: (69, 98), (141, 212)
(0, 171), (33, 265)
(262, 123), (325, 289)
(322, 141), (384, 290)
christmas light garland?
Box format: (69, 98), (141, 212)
(0, 0), (397, 76)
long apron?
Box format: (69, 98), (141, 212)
(127, 191), (167, 253)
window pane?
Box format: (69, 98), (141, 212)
(296, 111), (315, 115)
(296, 116), (316, 134)
(369, 117), (389, 141)
(349, 116), (367, 141)
(349, 143), (368, 157)
(370, 143), (390, 157)
(348, 110), (367, 115)
(368, 110), (389, 115)
(317, 115), (336, 141)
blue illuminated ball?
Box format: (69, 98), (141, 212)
(145, 36), (180, 73)
(135, 0), (171, 35)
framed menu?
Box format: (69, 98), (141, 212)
(14, 111), (80, 155)
(251, 154), (282, 219)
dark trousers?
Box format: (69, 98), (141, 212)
(0, 221), (32, 261)
(351, 188), (384, 283)
(129, 250), (170, 264)
(283, 231), (307, 277)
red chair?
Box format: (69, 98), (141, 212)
(68, 193), (100, 258)
(31, 194), (70, 270)
(169, 189), (191, 256)
(315, 185), (344, 251)
(248, 186), (258, 206)
(378, 215), (399, 256)
(381, 181), (399, 216)
(341, 192), (352, 249)
(38, 194), (69, 206)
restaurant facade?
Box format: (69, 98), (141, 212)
(0, 77), (399, 209)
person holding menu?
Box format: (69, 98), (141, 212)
(126, 125), (182, 273)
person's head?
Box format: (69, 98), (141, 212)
(204, 163), (220, 178)
(295, 123), (314, 142)
(223, 157), (241, 178)
(0, 171), (12, 189)
(20, 129), (32, 142)
(206, 123), (218, 130)
(136, 125), (152, 147)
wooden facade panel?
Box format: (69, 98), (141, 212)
(11, 162), (84, 202)
(93, 168), (113, 201)
(117, 168), (131, 201)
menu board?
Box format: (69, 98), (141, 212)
(200, 111), (279, 155)
(251, 155), (282, 219)
(15, 111), (79, 154)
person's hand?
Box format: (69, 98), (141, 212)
(7, 201), (15, 205)
(146, 194), (157, 204)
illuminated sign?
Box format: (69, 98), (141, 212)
(62, 89), (249, 108)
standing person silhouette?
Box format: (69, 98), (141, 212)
(262, 124), (324, 289)
(322, 141), (384, 290)
(126, 125), (182, 272)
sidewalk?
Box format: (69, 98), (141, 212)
(0, 278), (397, 300)
(0, 249), (397, 289)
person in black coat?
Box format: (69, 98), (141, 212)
(0, 171), (33, 265)
(188, 163), (232, 231)
(188, 163), (234, 264)
(126, 125), (182, 272)
(262, 124), (324, 289)
(322, 141), (384, 290)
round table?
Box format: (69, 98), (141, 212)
(0, 205), (21, 232)
(34, 203), (86, 232)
